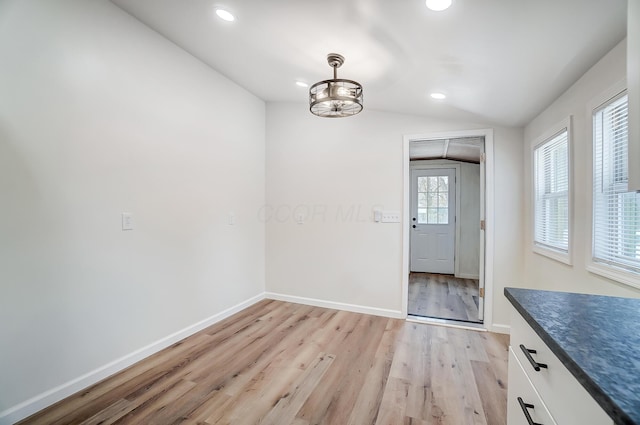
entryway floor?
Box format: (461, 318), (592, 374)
(408, 272), (482, 323)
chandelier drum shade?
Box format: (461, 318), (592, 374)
(309, 53), (363, 118)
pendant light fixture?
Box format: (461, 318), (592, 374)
(309, 53), (363, 118)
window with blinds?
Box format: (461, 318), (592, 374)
(593, 93), (640, 276)
(534, 128), (570, 257)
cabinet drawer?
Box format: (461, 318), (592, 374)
(510, 307), (612, 425)
(508, 348), (557, 425)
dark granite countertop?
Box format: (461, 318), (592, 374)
(505, 287), (640, 425)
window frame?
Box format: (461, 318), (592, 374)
(586, 81), (640, 289)
(531, 116), (573, 265)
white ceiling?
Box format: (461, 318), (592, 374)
(111, 0), (627, 127)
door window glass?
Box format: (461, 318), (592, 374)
(417, 176), (449, 224)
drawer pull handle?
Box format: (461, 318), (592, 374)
(520, 344), (548, 371)
(517, 397), (543, 425)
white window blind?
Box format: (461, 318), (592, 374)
(534, 129), (569, 253)
(593, 94), (640, 275)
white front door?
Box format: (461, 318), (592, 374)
(410, 168), (456, 274)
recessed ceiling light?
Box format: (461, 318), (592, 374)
(430, 92), (446, 100)
(426, 0), (452, 11)
(215, 9), (235, 22)
(296, 81), (309, 88)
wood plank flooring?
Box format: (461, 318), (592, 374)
(18, 300), (508, 425)
(408, 273), (481, 323)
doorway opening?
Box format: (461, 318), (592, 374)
(402, 131), (493, 328)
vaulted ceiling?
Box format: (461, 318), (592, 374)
(410, 137), (484, 163)
(111, 0), (627, 127)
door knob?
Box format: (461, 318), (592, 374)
(412, 217), (416, 221)
(412, 225), (416, 228)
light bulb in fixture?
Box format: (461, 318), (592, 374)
(215, 9), (235, 22)
(336, 86), (352, 97)
(430, 92), (446, 100)
(316, 85), (353, 103)
(426, 0), (452, 11)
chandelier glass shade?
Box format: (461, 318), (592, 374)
(309, 54), (363, 118)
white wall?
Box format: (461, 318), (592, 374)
(410, 159), (480, 279)
(0, 0), (265, 418)
(459, 162), (481, 278)
(523, 39), (640, 298)
(265, 103), (523, 329)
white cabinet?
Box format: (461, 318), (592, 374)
(507, 306), (613, 425)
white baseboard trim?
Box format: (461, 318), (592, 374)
(455, 273), (480, 280)
(0, 293), (266, 425)
(265, 292), (403, 319)
(490, 323), (511, 334)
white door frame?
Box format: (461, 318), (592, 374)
(402, 129), (495, 330)
(409, 164), (461, 274)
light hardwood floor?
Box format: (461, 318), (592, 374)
(18, 300), (508, 425)
(408, 273), (481, 323)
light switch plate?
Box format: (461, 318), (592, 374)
(122, 212), (133, 230)
(381, 211), (401, 223)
